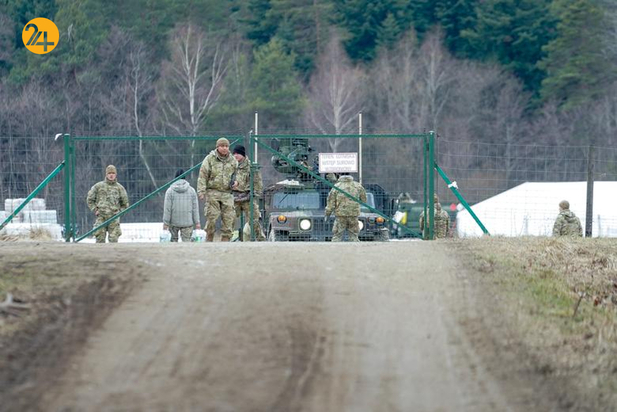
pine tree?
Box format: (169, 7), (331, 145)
(376, 12), (400, 50)
(461, 0), (557, 95)
(248, 38), (305, 130)
(540, 0), (615, 109)
(335, 0), (413, 62)
(243, 0), (277, 47)
(435, 0), (477, 55)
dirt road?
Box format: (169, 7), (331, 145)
(21, 242), (553, 411)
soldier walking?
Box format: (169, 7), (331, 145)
(325, 175), (367, 242)
(197, 138), (238, 242)
(163, 169), (201, 242)
(231, 145), (265, 241)
(419, 194), (450, 239)
(552, 200), (583, 237)
(86, 165), (129, 243)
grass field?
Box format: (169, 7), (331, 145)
(452, 237), (617, 410)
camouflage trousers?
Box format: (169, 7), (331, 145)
(332, 216), (360, 242)
(170, 226), (193, 242)
(93, 215), (122, 243)
(204, 190), (235, 240)
(235, 200), (265, 241)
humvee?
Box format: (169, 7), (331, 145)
(263, 180), (389, 242)
(390, 194), (457, 238)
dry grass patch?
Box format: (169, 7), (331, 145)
(0, 227), (55, 242)
(452, 237), (617, 410)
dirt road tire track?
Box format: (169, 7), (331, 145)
(2, 242), (569, 411)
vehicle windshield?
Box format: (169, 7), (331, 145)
(361, 193), (376, 212)
(272, 191), (321, 210)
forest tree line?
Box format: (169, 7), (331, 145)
(2, 0), (617, 217)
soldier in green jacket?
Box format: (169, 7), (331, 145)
(419, 194), (450, 239)
(231, 145), (265, 241)
(197, 138), (238, 242)
(552, 200), (583, 237)
(325, 175), (367, 242)
(86, 165), (129, 243)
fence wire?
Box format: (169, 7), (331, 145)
(2, 133), (616, 240)
(437, 138), (617, 237)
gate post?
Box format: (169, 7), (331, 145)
(427, 131), (436, 240)
(63, 134), (72, 242)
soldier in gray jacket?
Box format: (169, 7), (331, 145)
(163, 169), (201, 242)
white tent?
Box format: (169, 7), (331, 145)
(456, 182), (617, 237)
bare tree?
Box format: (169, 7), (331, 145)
(371, 31), (419, 132)
(128, 43), (158, 187)
(159, 24), (229, 164)
(415, 30), (459, 131)
(305, 34), (365, 151)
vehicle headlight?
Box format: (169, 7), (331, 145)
(358, 220), (364, 231)
(299, 219), (312, 230)
(277, 215), (287, 223)
(376, 216), (385, 225)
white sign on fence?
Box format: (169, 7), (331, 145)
(318, 153), (358, 173)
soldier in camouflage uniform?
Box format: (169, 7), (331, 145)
(552, 200), (583, 237)
(197, 137), (238, 242)
(419, 194), (450, 239)
(86, 165), (129, 243)
(231, 145), (265, 241)
(325, 175), (367, 242)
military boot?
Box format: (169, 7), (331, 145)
(220, 235), (231, 242)
(206, 233), (215, 242)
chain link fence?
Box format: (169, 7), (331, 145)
(2, 132), (616, 240)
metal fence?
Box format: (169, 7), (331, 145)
(250, 133), (432, 241)
(2, 132), (616, 241)
(437, 139), (617, 237)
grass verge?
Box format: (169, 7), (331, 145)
(452, 237), (617, 411)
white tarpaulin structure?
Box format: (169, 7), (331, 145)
(457, 181), (617, 238)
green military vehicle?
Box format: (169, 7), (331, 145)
(262, 138), (390, 242)
(390, 193), (457, 238)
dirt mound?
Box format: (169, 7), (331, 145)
(0, 245), (143, 412)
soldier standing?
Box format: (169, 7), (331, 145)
(325, 175), (367, 242)
(86, 165), (129, 243)
(163, 169), (201, 242)
(419, 194), (450, 239)
(197, 138), (238, 242)
(552, 200), (583, 237)
(231, 145), (265, 241)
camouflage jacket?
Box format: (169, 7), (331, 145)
(86, 178), (129, 217)
(419, 204), (450, 238)
(197, 150), (238, 195)
(552, 210), (582, 237)
(233, 158), (263, 202)
(325, 176), (367, 217)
